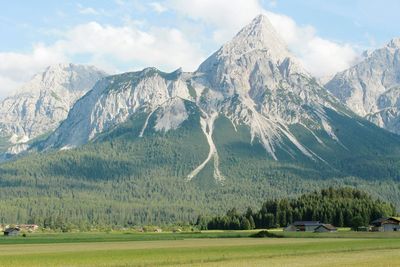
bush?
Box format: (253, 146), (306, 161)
(251, 230), (283, 238)
(351, 215), (366, 231)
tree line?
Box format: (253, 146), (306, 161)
(196, 187), (396, 230)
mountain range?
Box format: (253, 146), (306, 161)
(35, 15), (400, 180)
(0, 15), (400, 226)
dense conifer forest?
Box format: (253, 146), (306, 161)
(0, 113), (400, 229)
(197, 188), (396, 230)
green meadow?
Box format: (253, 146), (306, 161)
(0, 230), (400, 266)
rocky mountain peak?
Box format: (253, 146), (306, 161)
(230, 14), (289, 59)
(14, 63), (106, 97)
(0, 63), (107, 144)
(197, 14), (307, 99)
(199, 14), (290, 69)
(386, 38), (400, 49)
(326, 38), (400, 134)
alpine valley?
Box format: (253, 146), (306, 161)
(1, 15), (400, 227)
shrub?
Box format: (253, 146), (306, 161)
(251, 230), (283, 238)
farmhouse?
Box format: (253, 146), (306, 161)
(371, 217), (400, 232)
(284, 221), (337, 232)
(284, 221), (322, 232)
(3, 227), (20, 236)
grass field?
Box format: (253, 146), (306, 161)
(0, 231), (400, 266)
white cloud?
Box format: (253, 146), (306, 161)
(0, 22), (205, 99)
(264, 11), (358, 78)
(168, 0), (358, 78)
(268, 0), (278, 8)
(77, 4), (101, 15)
(0, 44), (66, 98)
(169, 0), (263, 44)
(79, 7), (99, 15)
(56, 22), (204, 70)
(149, 2), (167, 13)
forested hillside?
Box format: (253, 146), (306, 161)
(0, 111), (400, 229)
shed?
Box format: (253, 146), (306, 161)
(4, 227), (20, 236)
(284, 221), (322, 232)
(371, 217), (400, 232)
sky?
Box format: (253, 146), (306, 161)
(0, 0), (399, 98)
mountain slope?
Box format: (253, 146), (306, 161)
(1, 103), (400, 226)
(326, 39), (400, 134)
(37, 15), (400, 181)
(41, 68), (191, 150)
(0, 63), (106, 151)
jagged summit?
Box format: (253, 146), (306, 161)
(198, 14), (294, 74)
(0, 63), (107, 144)
(229, 14), (289, 59)
(14, 63), (106, 96)
(45, 63), (96, 72)
(326, 37), (400, 134)
(197, 14), (307, 99)
(387, 38), (400, 49)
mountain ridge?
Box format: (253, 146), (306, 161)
(326, 38), (400, 134)
(0, 63), (106, 153)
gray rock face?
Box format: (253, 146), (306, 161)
(326, 38), (400, 134)
(366, 86), (400, 133)
(0, 63), (107, 144)
(44, 68), (192, 149)
(191, 14), (343, 160)
(41, 15), (351, 180)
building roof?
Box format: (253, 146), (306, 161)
(371, 218), (386, 225)
(389, 217), (400, 222)
(4, 227), (20, 233)
(371, 217), (400, 226)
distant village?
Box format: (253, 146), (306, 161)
(284, 217), (400, 233)
(1, 217), (400, 236)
